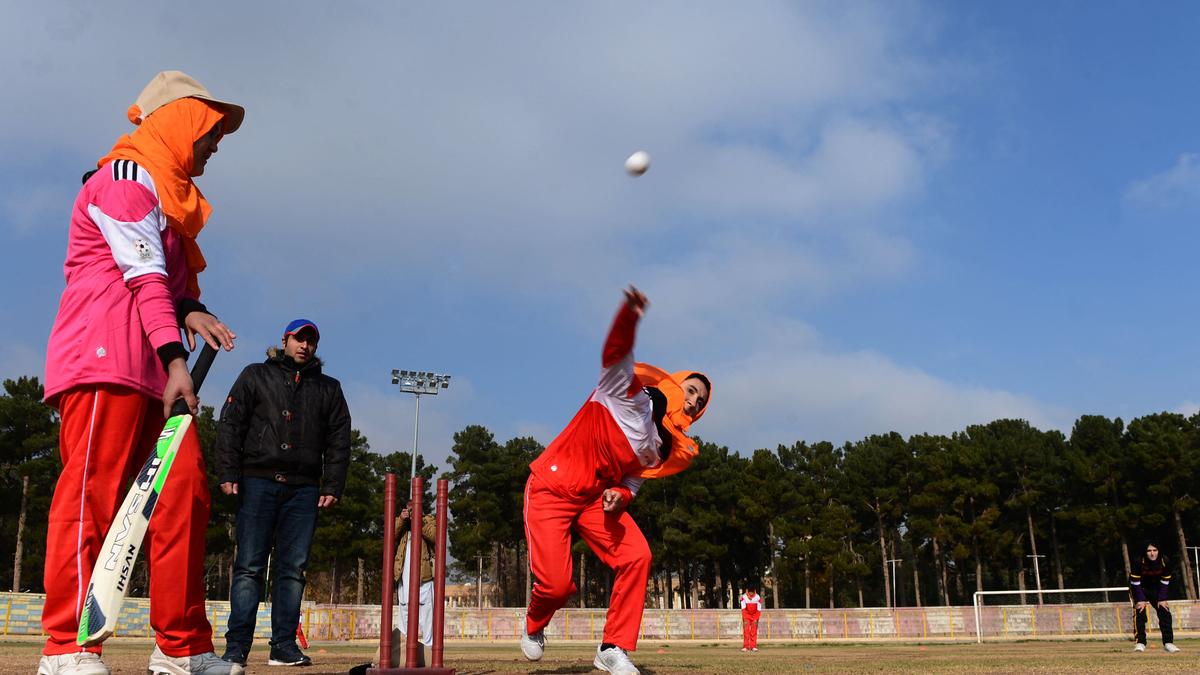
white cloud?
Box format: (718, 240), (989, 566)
(1124, 154), (1200, 211)
(699, 335), (1070, 451)
(1171, 400), (1200, 417)
(0, 3), (1060, 459)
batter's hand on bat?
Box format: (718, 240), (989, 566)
(602, 488), (625, 513)
(184, 311), (236, 352)
(163, 358), (198, 418)
(623, 285), (648, 317)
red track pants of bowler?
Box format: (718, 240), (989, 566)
(41, 385), (213, 657)
(523, 474), (651, 651)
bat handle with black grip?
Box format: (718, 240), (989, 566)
(169, 343), (219, 417)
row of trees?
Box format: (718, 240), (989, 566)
(443, 419), (1200, 610)
(3, 375), (1199, 609)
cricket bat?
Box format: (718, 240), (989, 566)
(77, 343), (218, 647)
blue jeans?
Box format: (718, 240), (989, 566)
(225, 477), (319, 651)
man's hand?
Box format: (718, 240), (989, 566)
(184, 311), (237, 352)
(318, 495), (339, 508)
(602, 488), (626, 513)
(220, 482), (238, 495)
(623, 285), (648, 317)
(1159, 600), (1169, 609)
(1136, 601), (1149, 611)
(162, 357), (197, 418)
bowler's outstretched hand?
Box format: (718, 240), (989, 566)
(623, 285), (648, 317)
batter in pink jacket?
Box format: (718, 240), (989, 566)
(39, 71), (243, 675)
(520, 286), (712, 675)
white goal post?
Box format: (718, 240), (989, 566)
(973, 587), (1129, 642)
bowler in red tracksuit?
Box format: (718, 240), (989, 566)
(520, 287), (711, 675)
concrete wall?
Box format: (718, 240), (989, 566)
(2, 593), (1192, 642)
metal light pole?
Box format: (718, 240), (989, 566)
(886, 558), (903, 608)
(391, 369), (451, 479)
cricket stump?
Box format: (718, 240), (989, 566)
(369, 474), (455, 675)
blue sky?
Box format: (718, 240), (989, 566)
(4, 2), (1200, 472)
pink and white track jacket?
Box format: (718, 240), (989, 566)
(529, 303), (662, 504)
(44, 160), (194, 406)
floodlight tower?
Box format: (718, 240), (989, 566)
(391, 369), (452, 480)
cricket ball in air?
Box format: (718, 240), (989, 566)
(625, 150), (651, 176)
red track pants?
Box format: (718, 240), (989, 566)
(42, 385), (213, 657)
(743, 617), (759, 649)
(523, 474), (651, 651)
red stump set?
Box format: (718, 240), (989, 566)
(370, 473), (454, 675)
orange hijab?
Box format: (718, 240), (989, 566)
(99, 98), (227, 297)
(635, 363), (711, 479)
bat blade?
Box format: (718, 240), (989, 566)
(77, 413), (193, 647)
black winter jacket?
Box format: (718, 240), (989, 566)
(216, 347), (352, 497)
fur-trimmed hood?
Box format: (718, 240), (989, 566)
(266, 345), (324, 371)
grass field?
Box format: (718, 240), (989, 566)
(3, 637), (1196, 674)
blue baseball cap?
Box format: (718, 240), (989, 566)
(283, 319), (320, 340)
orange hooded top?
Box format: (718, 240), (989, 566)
(98, 97), (228, 297)
(634, 363), (710, 479)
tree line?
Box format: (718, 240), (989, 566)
(3, 375), (1199, 609)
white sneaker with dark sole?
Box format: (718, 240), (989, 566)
(520, 631), (545, 661)
(147, 646), (245, 674)
(594, 645), (640, 675)
(37, 652), (110, 675)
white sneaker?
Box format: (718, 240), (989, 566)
(1165, 642), (1181, 653)
(37, 652), (110, 675)
(1134, 643), (1146, 652)
(594, 645), (640, 675)
(147, 646), (245, 674)
(520, 631), (545, 661)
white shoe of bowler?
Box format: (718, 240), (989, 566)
(520, 631), (545, 661)
(1164, 642), (1181, 653)
(1133, 643), (1146, 652)
(594, 645), (640, 675)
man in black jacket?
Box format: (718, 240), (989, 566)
(216, 319), (351, 667)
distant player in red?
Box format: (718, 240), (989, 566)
(740, 586), (762, 652)
(520, 286), (711, 675)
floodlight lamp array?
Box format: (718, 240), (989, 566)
(391, 369), (451, 395)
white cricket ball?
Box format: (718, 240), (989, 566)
(625, 150), (651, 176)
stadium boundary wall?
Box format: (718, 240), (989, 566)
(0, 593), (1192, 642)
